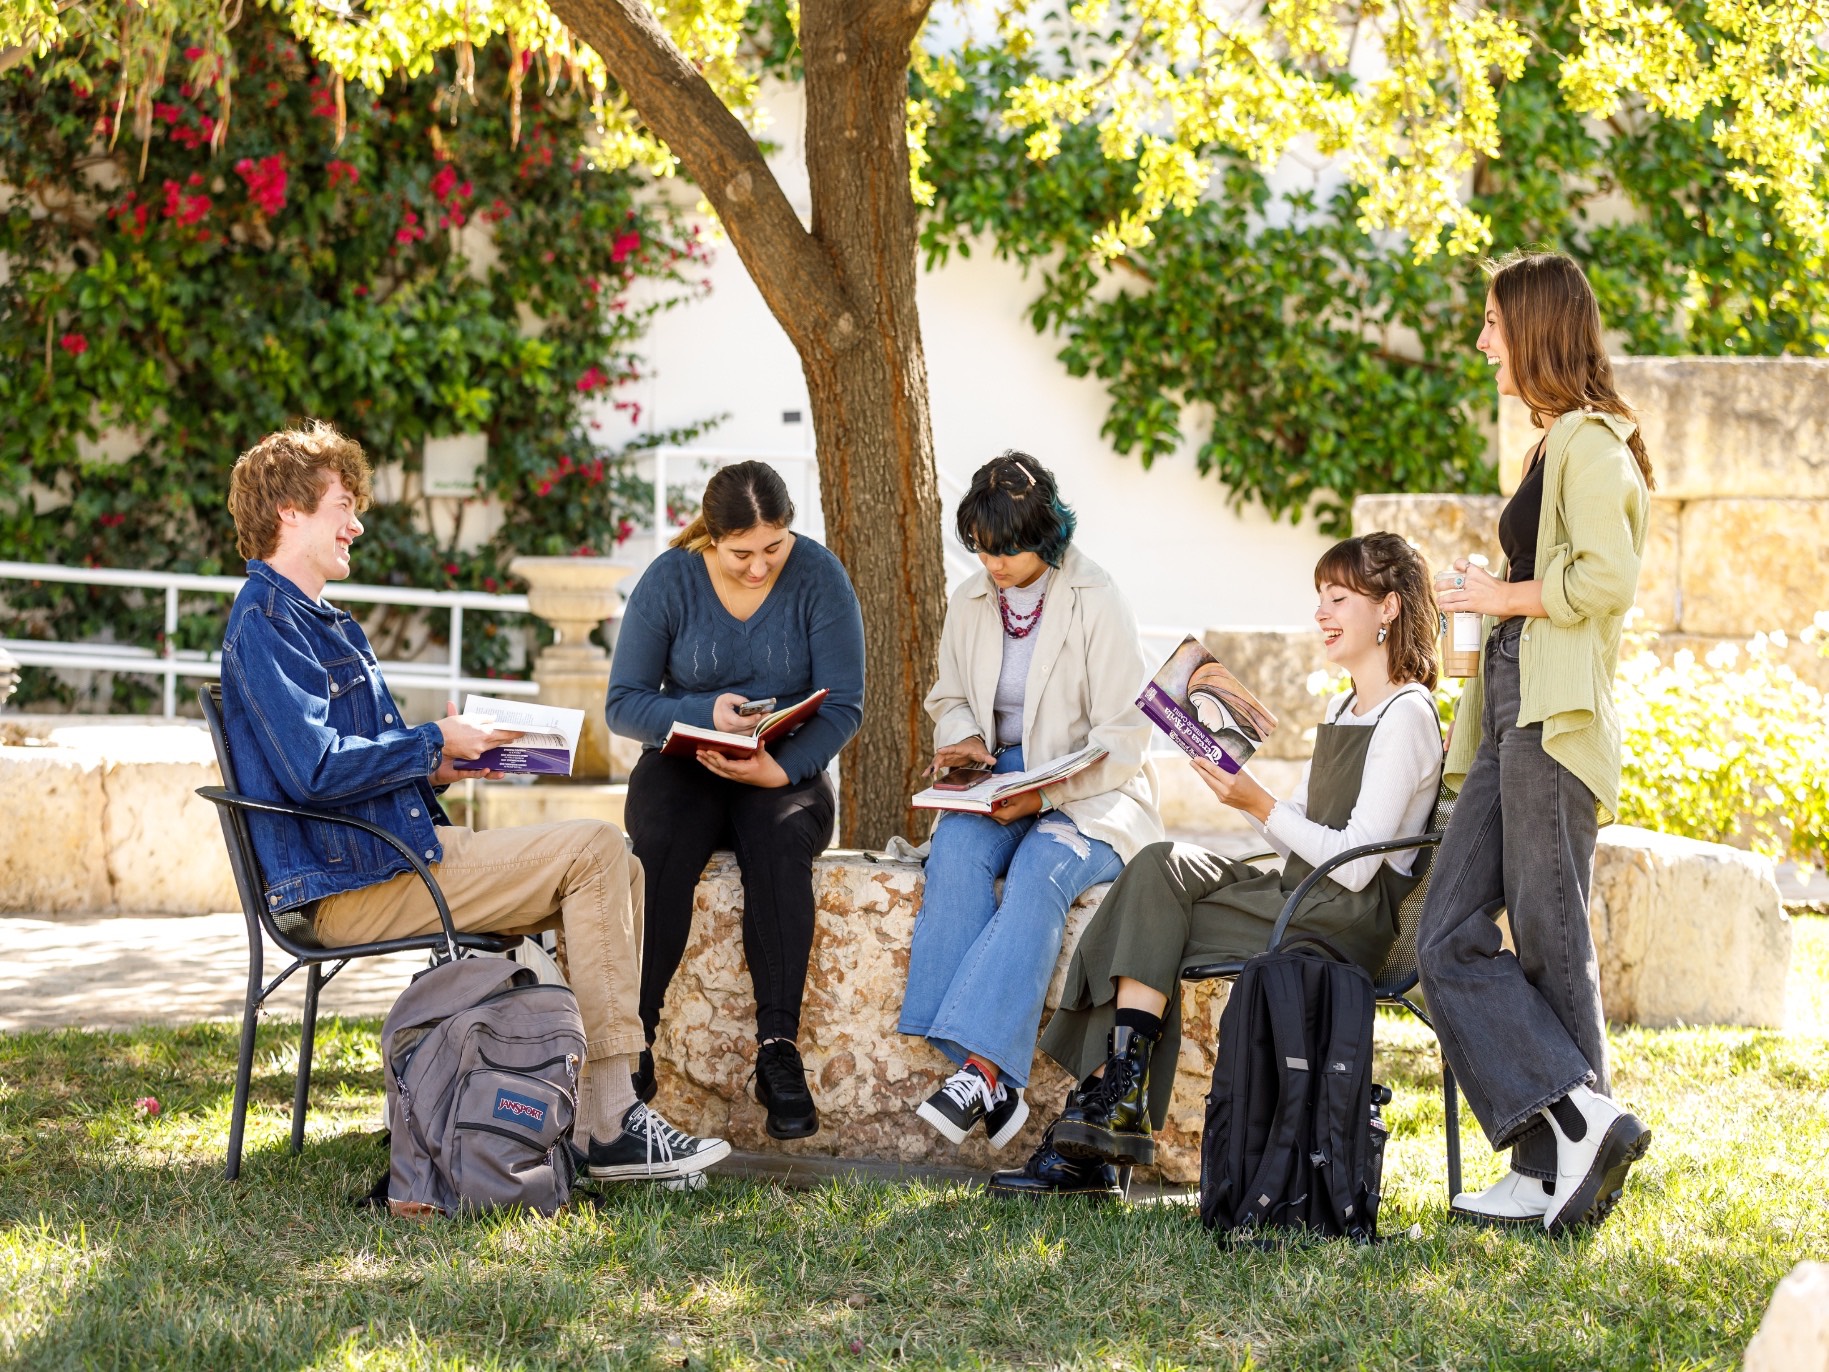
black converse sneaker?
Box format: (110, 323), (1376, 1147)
(579, 1100), (730, 1182)
(917, 1063), (1011, 1146)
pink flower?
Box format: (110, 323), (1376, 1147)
(135, 1096), (160, 1117)
(326, 159), (360, 189)
(59, 332), (87, 355)
(234, 154), (289, 217)
(184, 45), (205, 62)
(610, 231), (641, 264)
(575, 365), (609, 394)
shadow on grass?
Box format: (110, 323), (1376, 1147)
(2, 1015), (1824, 1369)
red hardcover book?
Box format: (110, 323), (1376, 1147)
(659, 689), (829, 759)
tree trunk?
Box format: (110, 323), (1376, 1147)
(797, 3), (944, 848)
(551, 0), (943, 848)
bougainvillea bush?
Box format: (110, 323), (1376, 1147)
(0, 8), (712, 705)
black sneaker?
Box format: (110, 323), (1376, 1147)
(917, 1063), (1009, 1146)
(579, 1100), (730, 1182)
(983, 1081), (1029, 1150)
(632, 1047), (657, 1105)
(752, 1039), (819, 1139)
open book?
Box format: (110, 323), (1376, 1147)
(911, 744), (1107, 814)
(451, 695), (586, 776)
(1136, 635), (1277, 774)
(660, 689), (829, 759)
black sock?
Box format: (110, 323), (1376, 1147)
(1114, 1008), (1163, 1040)
(1548, 1094), (1588, 1142)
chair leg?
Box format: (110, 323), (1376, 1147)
(1442, 1063), (1463, 1201)
(292, 964), (322, 1156)
(1117, 1164), (1133, 1201)
(226, 936), (263, 1182)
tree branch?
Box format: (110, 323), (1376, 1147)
(547, 0), (861, 363)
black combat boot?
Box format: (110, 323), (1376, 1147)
(986, 1122), (1122, 1200)
(1051, 1025), (1156, 1166)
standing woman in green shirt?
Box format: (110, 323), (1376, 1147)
(1423, 251), (1655, 1236)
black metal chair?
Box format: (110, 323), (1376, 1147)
(195, 683), (523, 1180)
(1177, 784), (1465, 1199)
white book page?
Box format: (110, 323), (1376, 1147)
(460, 695), (585, 752)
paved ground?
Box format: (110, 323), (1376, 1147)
(0, 910), (427, 1034)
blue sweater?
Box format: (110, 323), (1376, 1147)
(605, 537), (866, 783)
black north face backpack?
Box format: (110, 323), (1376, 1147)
(1197, 940), (1391, 1244)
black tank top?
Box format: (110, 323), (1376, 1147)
(1499, 439), (1546, 583)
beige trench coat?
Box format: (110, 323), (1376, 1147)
(924, 543), (1163, 863)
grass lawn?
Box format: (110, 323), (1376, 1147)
(3, 916), (1827, 1371)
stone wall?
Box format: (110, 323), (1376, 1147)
(646, 853), (1230, 1184)
(0, 721), (236, 914)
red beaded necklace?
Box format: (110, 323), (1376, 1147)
(997, 581), (1047, 639)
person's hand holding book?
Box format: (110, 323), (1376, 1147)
(989, 790), (1045, 825)
(697, 743), (790, 789)
(1192, 756), (1275, 822)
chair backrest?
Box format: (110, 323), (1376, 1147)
(199, 684), (321, 949)
(1369, 782), (1457, 997)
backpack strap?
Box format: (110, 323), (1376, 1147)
(1234, 957), (1315, 1230)
(1311, 964), (1376, 1235)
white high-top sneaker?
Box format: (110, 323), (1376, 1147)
(1450, 1170), (1554, 1226)
(1540, 1084), (1651, 1235)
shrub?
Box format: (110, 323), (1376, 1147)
(1614, 623), (1829, 870)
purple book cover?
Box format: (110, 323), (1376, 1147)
(1136, 636), (1277, 774)
(454, 744), (572, 776)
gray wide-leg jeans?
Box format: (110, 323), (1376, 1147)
(1416, 616), (1609, 1179)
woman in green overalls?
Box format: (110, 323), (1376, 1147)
(989, 533), (1445, 1198)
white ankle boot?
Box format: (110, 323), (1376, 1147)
(1450, 1170), (1554, 1225)
(1540, 1084), (1651, 1235)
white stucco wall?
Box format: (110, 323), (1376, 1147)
(621, 83), (1332, 636)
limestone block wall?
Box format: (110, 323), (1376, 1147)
(647, 853), (1230, 1185)
(0, 722), (236, 914)
(1589, 825), (1790, 1028)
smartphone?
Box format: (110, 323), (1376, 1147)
(932, 766), (995, 792)
(734, 697), (777, 718)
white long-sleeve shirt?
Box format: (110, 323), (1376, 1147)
(1246, 684), (1443, 892)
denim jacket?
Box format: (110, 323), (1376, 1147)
(220, 560), (449, 912)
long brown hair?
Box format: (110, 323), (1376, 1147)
(1314, 532), (1439, 691)
(1486, 250), (1655, 490)
(670, 460), (796, 553)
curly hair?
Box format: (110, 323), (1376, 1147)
(954, 450), (1077, 567)
(227, 422), (373, 561)
(1313, 531), (1440, 690)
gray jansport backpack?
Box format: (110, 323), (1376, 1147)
(381, 956), (584, 1217)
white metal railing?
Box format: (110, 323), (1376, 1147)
(0, 560), (538, 718)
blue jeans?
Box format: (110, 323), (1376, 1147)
(897, 747), (1123, 1087)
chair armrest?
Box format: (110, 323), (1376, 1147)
(196, 786), (461, 961)
(1267, 830), (1443, 951)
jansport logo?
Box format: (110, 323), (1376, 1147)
(493, 1089), (548, 1130)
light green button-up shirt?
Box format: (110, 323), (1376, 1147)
(1445, 409), (1650, 824)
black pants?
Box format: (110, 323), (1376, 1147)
(625, 748), (836, 1044)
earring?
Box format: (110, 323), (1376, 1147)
(1377, 624), (1389, 644)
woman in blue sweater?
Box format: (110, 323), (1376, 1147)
(606, 461), (865, 1140)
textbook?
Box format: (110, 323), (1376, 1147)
(911, 744), (1107, 814)
(659, 688), (829, 759)
(1136, 635), (1277, 774)
(451, 695), (586, 776)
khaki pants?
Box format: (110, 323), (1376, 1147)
(313, 820), (646, 1061)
